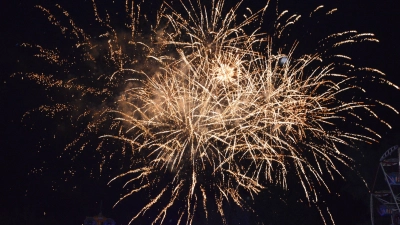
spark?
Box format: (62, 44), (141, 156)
(16, 0), (399, 224)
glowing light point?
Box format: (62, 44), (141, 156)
(278, 56), (288, 66)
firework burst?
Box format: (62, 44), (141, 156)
(16, 0), (399, 224)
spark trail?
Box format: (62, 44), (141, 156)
(15, 0), (399, 224)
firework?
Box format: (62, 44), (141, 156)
(16, 0), (399, 224)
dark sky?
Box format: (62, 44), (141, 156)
(1, 0), (400, 224)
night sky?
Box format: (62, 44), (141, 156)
(1, 0), (400, 224)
